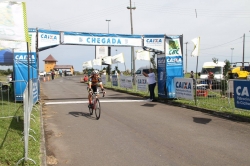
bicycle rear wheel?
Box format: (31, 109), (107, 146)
(94, 98), (101, 120)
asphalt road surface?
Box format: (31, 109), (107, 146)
(40, 75), (250, 166)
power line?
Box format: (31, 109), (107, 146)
(200, 37), (242, 50)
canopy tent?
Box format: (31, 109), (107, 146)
(0, 49), (14, 66)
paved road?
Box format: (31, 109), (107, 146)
(41, 75), (250, 166)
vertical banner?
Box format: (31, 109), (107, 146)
(174, 78), (194, 100)
(165, 35), (183, 98)
(234, 80), (250, 110)
(14, 30), (38, 101)
(137, 76), (148, 91)
(157, 54), (167, 97)
(0, 1), (29, 42)
(95, 46), (108, 59)
(101, 75), (106, 85)
(112, 75), (118, 86)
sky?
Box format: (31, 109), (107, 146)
(1, 0), (250, 73)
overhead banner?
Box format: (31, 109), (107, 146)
(63, 32), (142, 46)
(0, 1), (29, 42)
(95, 46), (108, 59)
(143, 34), (165, 52)
(234, 80), (250, 110)
(38, 29), (60, 51)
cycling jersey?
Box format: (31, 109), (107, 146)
(89, 75), (102, 86)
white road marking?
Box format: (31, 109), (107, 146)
(45, 100), (148, 105)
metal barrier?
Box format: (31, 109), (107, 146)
(0, 80), (25, 119)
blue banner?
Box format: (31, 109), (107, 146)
(14, 52), (38, 101)
(234, 80), (250, 110)
(157, 54), (167, 98)
(165, 35), (183, 98)
(112, 75), (118, 86)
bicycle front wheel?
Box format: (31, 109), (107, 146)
(94, 98), (101, 120)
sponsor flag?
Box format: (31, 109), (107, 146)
(82, 61), (92, 68)
(92, 58), (102, 66)
(191, 37), (200, 56)
(0, 1), (29, 43)
(135, 50), (150, 60)
(102, 56), (112, 65)
(112, 53), (125, 64)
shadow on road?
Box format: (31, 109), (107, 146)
(68, 111), (97, 120)
(141, 103), (157, 107)
(193, 117), (212, 124)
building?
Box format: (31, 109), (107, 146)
(43, 54), (74, 74)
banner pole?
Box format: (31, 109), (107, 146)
(195, 56), (198, 106)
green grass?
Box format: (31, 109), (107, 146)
(0, 101), (41, 166)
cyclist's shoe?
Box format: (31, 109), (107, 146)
(88, 104), (93, 108)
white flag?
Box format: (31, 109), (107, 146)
(92, 58), (102, 66)
(191, 37), (200, 56)
(102, 56), (112, 65)
(0, 1), (29, 42)
(0, 40), (26, 50)
(82, 61), (92, 68)
(112, 53), (125, 64)
(135, 50), (150, 60)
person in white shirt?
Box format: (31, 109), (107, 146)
(143, 68), (156, 101)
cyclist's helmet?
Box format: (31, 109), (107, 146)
(92, 70), (99, 75)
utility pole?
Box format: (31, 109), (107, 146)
(242, 33), (245, 67)
(185, 42), (188, 74)
(230, 48), (234, 64)
(127, 0), (136, 83)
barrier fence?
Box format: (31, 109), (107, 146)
(102, 75), (250, 117)
(0, 78), (41, 165)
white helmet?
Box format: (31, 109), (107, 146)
(92, 70), (99, 75)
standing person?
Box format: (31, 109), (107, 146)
(51, 70), (55, 80)
(143, 68), (156, 102)
(190, 71), (195, 84)
(208, 70), (214, 90)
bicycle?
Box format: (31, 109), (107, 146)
(87, 87), (105, 120)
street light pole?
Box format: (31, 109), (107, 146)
(231, 48), (234, 63)
(185, 42), (188, 74)
(127, 0), (136, 82)
(106, 20), (111, 33)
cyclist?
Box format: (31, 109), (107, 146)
(88, 70), (105, 108)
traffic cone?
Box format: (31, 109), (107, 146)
(43, 77), (46, 82)
(48, 76), (50, 81)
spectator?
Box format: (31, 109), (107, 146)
(51, 70), (55, 80)
(208, 70), (214, 90)
(190, 71), (196, 85)
(143, 68), (156, 102)
(83, 75), (88, 82)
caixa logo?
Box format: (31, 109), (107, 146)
(15, 54), (35, 60)
(236, 86), (249, 97)
(176, 82), (192, 89)
(146, 38), (163, 44)
(157, 58), (165, 63)
(40, 34), (57, 40)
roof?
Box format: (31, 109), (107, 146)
(54, 65), (74, 69)
(43, 54), (57, 62)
